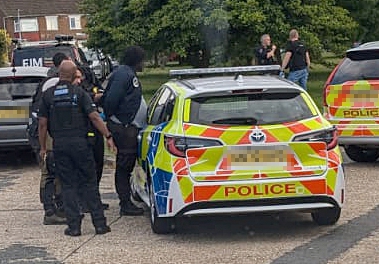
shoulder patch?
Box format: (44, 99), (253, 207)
(133, 77), (139, 88)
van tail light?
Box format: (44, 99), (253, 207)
(293, 127), (338, 150)
(323, 59), (344, 106)
(164, 135), (222, 157)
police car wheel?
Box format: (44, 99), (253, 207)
(344, 146), (379, 162)
(311, 206), (341, 226)
(148, 177), (175, 234)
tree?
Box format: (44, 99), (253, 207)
(80, 0), (357, 66)
(0, 30), (11, 66)
(336, 0), (379, 43)
(226, 0), (357, 64)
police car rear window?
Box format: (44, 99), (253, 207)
(190, 92), (314, 125)
(331, 57), (379, 85)
(13, 46), (75, 67)
(0, 76), (44, 100)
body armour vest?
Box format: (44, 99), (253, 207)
(48, 84), (89, 138)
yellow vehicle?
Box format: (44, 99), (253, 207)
(323, 42), (379, 162)
(132, 65), (345, 234)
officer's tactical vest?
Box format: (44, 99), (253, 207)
(48, 84), (89, 138)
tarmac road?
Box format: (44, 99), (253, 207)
(0, 151), (379, 264)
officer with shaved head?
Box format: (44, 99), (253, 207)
(38, 60), (116, 236)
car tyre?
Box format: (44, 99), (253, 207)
(311, 206), (341, 225)
(344, 146), (379, 162)
(148, 179), (175, 234)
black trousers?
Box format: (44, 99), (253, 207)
(107, 120), (138, 207)
(53, 137), (106, 229)
(39, 151), (62, 213)
(88, 127), (105, 185)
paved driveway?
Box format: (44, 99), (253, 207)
(0, 151), (378, 264)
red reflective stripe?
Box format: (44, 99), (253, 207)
(194, 186), (220, 201)
(301, 179), (326, 194)
(200, 128), (224, 138)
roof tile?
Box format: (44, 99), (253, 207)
(0, 0), (82, 17)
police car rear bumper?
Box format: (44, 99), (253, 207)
(176, 196), (339, 217)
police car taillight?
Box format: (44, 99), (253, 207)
(323, 60), (343, 107)
(164, 135), (222, 157)
(293, 127), (338, 150)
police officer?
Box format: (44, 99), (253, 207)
(38, 60), (116, 236)
(103, 46), (147, 216)
(281, 29), (311, 90)
(254, 34), (281, 65)
(29, 52), (69, 225)
(74, 67), (108, 210)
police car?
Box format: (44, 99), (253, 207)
(131, 65), (345, 234)
(323, 41), (379, 162)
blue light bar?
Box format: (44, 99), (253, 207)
(169, 65), (281, 77)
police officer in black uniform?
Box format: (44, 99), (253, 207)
(74, 66), (108, 210)
(38, 60), (116, 236)
(103, 46), (146, 216)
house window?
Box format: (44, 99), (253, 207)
(69, 15), (81, 30)
(15, 18), (38, 32)
(45, 16), (58, 30)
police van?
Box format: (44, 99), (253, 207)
(323, 41), (379, 162)
(11, 35), (88, 67)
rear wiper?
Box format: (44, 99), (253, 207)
(361, 74), (379, 80)
(212, 117), (258, 125)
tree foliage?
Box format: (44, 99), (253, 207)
(80, 0), (358, 66)
(0, 30), (11, 66)
(336, 0), (379, 43)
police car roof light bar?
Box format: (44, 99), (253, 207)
(169, 65), (281, 78)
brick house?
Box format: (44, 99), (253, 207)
(0, 0), (87, 42)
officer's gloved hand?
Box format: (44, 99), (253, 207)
(279, 71), (285, 78)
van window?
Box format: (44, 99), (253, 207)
(12, 45), (88, 67)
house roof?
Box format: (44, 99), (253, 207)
(0, 0), (82, 17)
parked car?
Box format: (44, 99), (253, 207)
(83, 48), (112, 81)
(11, 35), (88, 67)
(131, 65), (345, 234)
(323, 41), (379, 162)
(0, 66), (48, 150)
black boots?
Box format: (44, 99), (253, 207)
(120, 200), (144, 216)
(43, 209), (66, 225)
(95, 225), (111, 235)
(64, 218), (111, 236)
(64, 227), (81, 236)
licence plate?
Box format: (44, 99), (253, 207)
(227, 146), (289, 169)
(0, 108), (29, 120)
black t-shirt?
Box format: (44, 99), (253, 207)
(255, 45), (274, 65)
(285, 40), (308, 71)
